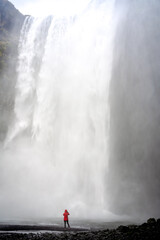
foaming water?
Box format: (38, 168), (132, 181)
(0, 0), (117, 220)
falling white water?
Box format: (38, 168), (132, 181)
(1, 0), (117, 219)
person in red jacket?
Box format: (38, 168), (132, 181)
(63, 209), (70, 228)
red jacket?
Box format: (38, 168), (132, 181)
(63, 210), (69, 221)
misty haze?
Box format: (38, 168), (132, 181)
(0, 0), (160, 226)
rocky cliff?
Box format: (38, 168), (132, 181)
(0, 0), (25, 71)
(0, 0), (24, 40)
(0, 0), (25, 140)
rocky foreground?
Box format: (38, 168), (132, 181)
(0, 218), (160, 240)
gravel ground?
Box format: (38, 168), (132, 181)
(0, 218), (159, 240)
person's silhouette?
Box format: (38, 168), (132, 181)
(63, 209), (70, 228)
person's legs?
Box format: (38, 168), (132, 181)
(64, 221), (66, 228)
(67, 220), (70, 228)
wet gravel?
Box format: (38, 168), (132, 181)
(0, 218), (159, 240)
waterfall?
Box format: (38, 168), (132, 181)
(0, 0), (116, 219)
(1, 0), (160, 221)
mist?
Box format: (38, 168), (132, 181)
(0, 0), (160, 222)
(108, 0), (160, 219)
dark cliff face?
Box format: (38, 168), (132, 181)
(0, 0), (25, 140)
(0, 0), (25, 72)
(0, 0), (25, 40)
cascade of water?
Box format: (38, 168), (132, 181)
(5, 16), (53, 145)
(1, 0), (117, 219)
(1, 0), (160, 221)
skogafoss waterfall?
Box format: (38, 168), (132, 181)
(0, 1), (116, 220)
(1, 0), (160, 221)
